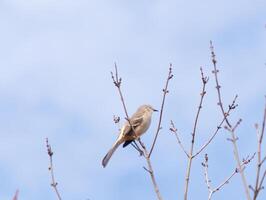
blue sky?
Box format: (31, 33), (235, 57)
(0, 1), (265, 199)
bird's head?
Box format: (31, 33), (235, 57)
(143, 105), (158, 113)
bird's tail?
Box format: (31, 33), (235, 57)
(102, 139), (123, 168)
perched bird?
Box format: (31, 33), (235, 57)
(102, 105), (157, 167)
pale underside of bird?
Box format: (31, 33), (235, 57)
(102, 104), (157, 167)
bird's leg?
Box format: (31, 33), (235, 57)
(131, 141), (144, 156)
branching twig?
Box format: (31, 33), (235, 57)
(203, 153), (255, 200)
(170, 120), (189, 158)
(224, 117), (251, 200)
(193, 95), (238, 158)
(149, 64), (173, 158)
(111, 64), (163, 200)
(183, 67), (208, 200)
(46, 138), (62, 200)
(210, 41), (252, 200)
(250, 98), (266, 200)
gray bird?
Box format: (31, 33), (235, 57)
(102, 105), (157, 167)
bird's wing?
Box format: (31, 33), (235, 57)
(123, 116), (143, 136)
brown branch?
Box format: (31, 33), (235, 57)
(203, 153), (255, 200)
(210, 41), (232, 128)
(260, 156), (266, 165)
(253, 124), (263, 200)
(210, 41), (251, 200)
(111, 64), (163, 200)
(170, 120), (189, 158)
(260, 97), (266, 143)
(184, 67), (208, 200)
(149, 64), (173, 157)
(258, 170), (266, 192)
(193, 95), (238, 158)
(138, 139), (163, 200)
(12, 190), (19, 200)
(111, 63), (131, 122)
(261, 156), (266, 166)
(251, 98), (266, 200)
(46, 138), (62, 200)
(225, 119), (252, 200)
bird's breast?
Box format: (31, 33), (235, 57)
(136, 115), (151, 137)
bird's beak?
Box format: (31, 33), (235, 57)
(153, 108), (158, 112)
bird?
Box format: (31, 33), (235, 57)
(102, 104), (158, 167)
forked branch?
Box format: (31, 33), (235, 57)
(203, 153), (255, 200)
(193, 95), (238, 158)
(170, 120), (189, 158)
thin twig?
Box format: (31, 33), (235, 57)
(149, 64), (173, 158)
(225, 119), (252, 199)
(258, 170), (266, 192)
(203, 153), (255, 200)
(170, 120), (189, 158)
(251, 98), (266, 200)
(46, 138), (62, 200)
(260, 97), (266, 143)
(111, 64), (163, 200)
(253, 123), (263, 200)
(184, 67), (208, 200)
(111, 63), (131, 122)
(210, 41), (251, 200)
(210, 41), (232, 128)
(193, 95), (238, 158)
(261, 156), (266, 166)
(202, 154), (212, 199)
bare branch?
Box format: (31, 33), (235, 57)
(184, 67), (208, 200)
(138, 138), (163, 200)
(12, 190), (19, 200)
(210, 41), (232, 128)
(232, 118), (243, 132)
(111, 63), (131, 122)
(193, 95), (238, 158)
(258, 170), (266, 193)
(210, 41), (251, 200)
(149, 64), (173, 157)
(46, 138), (62, 200)
(261, 156), (266, 166)
(224, 117), (251, 199)
(260, 97), (266, 143)
(251, 98), (266, 200)
(202, 154), (212, 193)
(203, 153), (255, 200)
(170, 120), (189, 158)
